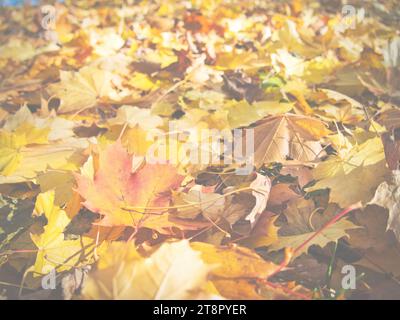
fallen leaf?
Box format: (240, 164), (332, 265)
(30, 191), (94, 276)
(250, 114), (330, 168)
(307, 136), (389, 207)
(269, 199), (359, 256)
(82, 240), (215, 299)
(75, 141), (184, 231)
(48, 66), (128, 113)
(369, 170), (400, 241)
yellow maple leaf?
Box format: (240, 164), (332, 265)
(0, 122), (50, 176)
(48, 66), (127, 113)
(29, 191), (95, 276)
(307, 136), (389, 207)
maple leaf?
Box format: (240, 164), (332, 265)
(249, 114), (330, 168)
(47, 66), (128, 113)
(369, 170), (400, 241)
(0, 124), (87, 183)
(0, 106), (88, 183)
(307, 136), (389, 207)
(2, 105), (76, 142)
(0, 138), (88, 184)
(348, 205), (393, 251)
(75, 141), (184, 231)
(29, 191), (95, 276)
(82, 240), (216, 299)
(315, 89), (366, 124)
(268, 199), (359, 257)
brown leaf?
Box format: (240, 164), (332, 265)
(369, 170), (400, 241)
(249, 114), (330, 168)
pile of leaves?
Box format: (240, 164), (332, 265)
(1, 0), (400, 300)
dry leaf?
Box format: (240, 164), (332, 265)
(83, 240), (215, 299)
(75, 141), (184, 232)
(250, 114), (330, 168)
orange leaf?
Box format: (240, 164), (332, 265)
(75, 141), (184, 232)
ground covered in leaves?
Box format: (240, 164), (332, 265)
(0, 0), (400, 300)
